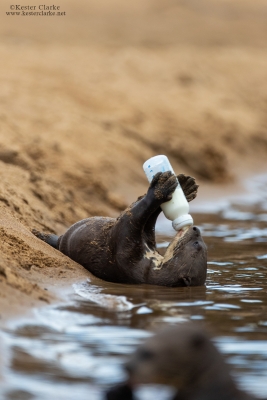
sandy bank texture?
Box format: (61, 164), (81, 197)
(0, 0), (267, 322)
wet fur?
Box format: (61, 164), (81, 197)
(33, 172), (207, 286)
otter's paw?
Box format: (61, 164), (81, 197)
(177, 174), (199, 202)
(149, 171), (178, 202)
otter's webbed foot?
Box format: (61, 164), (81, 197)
(123, 172), (177, 231)
(148, 171), (178, 204)
(177, 174), (199, 202)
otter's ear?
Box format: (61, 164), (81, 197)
(177, 174), (199, 202)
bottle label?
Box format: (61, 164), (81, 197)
(143, 155), (180, 186)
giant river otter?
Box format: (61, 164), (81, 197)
(33, 172), (207, 286)
(106, 324), (256, 400)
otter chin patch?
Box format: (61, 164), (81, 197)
(163, 226), (190, 264)
(144, 244), (163, 270)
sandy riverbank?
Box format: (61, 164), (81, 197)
(0, 0), (267, 324)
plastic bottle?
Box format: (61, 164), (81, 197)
(143, 155), (193, 231)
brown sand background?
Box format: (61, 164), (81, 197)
(0, 0), (267, 322)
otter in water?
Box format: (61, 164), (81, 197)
(106, 324), (256, 400)
(33, 172), (207, 286)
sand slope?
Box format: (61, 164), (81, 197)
(0, 0), (267, 322)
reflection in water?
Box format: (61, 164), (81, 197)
(1, 189), (267, 399)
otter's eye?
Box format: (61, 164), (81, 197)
(138, 348), (154, 361)
(193, 241), (201, 250)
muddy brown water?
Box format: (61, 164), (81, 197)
(1, 175), (267, 400)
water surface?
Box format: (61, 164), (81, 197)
(1, 176), (267, 400)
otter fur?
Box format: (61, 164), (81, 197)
(33, 172), (207, 287)
(107, 324), (257, 400)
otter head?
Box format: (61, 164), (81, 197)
(161, 226), (207, 287)
(125, 324), (230, 390)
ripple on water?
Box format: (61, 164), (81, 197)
(73, 280), (135, 312)
(1, 183), (267, 399)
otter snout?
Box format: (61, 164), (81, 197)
(192, 226), (201, 236)
(191, 226), (207, 252)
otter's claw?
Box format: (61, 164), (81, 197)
(149, 171), (178, 202)
(150, 171), (171, 187)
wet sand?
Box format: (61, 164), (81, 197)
(0, 0), (267, 324)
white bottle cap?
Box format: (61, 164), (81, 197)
(172, 214), (193, 231)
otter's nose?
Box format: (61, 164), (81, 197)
(192, 226), (200, 236)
